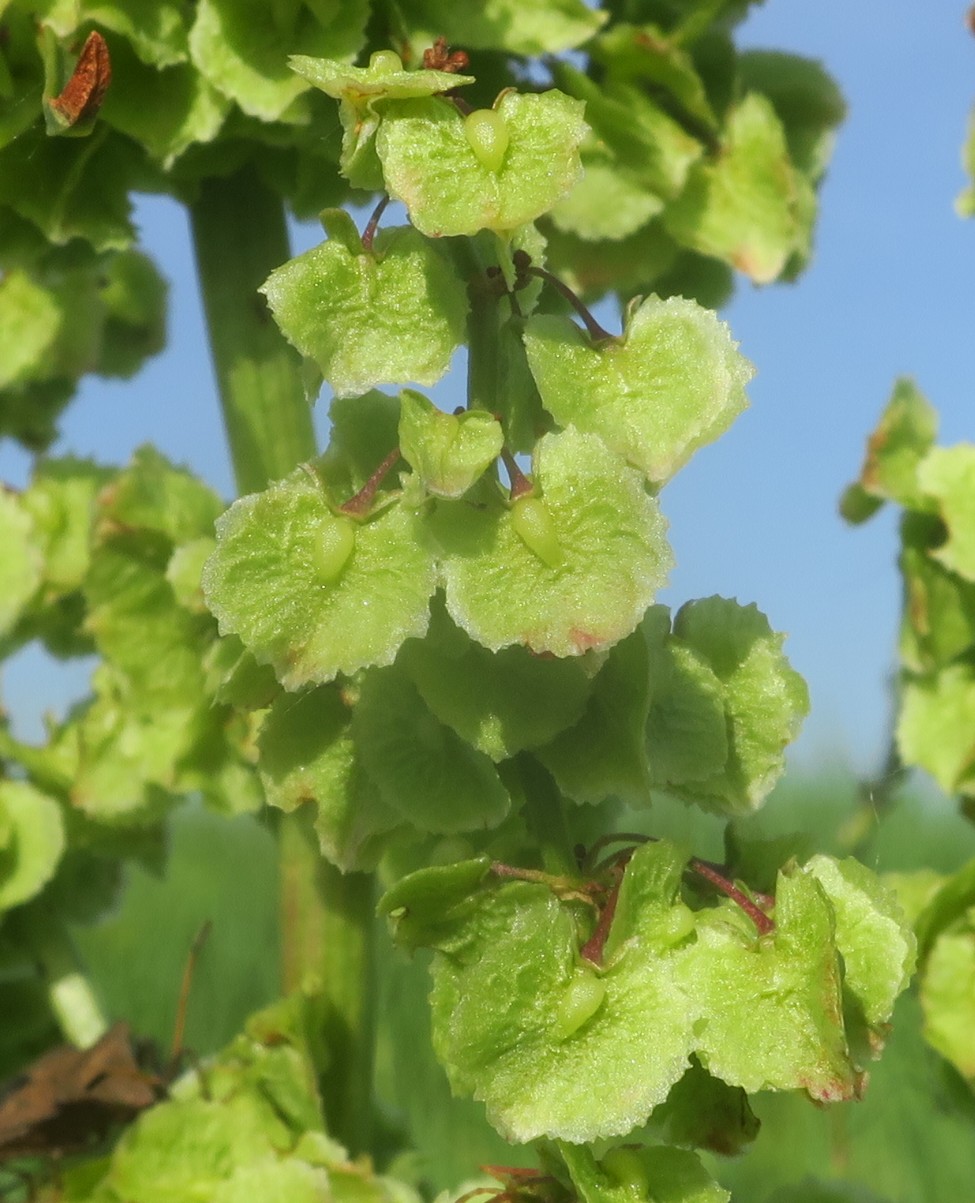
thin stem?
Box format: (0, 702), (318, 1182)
(690, 858), (774, 936)
(361, 194), (390, 254)
(169, 922), (211, 1070)
(523, 262), (615, 343)
(340, 447), (401, 517)
(580, 864), (627, 966)
(466, 278), (503, 412)
(190, 168), (376, 1155)
(501, 447), (532, 499)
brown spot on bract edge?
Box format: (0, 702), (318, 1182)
(48, 30), (111, 128)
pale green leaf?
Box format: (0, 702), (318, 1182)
(842, 378), (939, 516)
(395, 0), (606, 55)
(920, 910), (975, 1081)
(258, 684), (404, 871)
(663, 92), (801, 283)
(400, 594), (593, 762)
(353, 664), (511, 834)
(189, 0), (369, 122)
(916, 445), (975, 582)
(261, 222), (467, 398)
(376, 90), (588, 237)
(523, 295), (751, 487)
(398, 390), (504, 499)
(204, 469), (437, 689)
(649, 597), (809, 815)
(898, 666), (975, 797)
(561, 1142), (729, 1203)
(433, 428), (672, 658)
(0, 781), (65, 911)
(804, 855), (917, 1031)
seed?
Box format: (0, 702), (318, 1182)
(552, 969), (606, 1039)
(316, 515), (356, 582)
(464, 109), (510, 173)
(511, 495), (563, 569)
(369, 50), (403, 74)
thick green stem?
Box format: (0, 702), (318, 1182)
(189, 168), (375, 1154)
(280, 808), (376, 1154)
(189, 165), (316, 495)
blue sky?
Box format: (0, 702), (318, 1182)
(2, 2), (973, 777)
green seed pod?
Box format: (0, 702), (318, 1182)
(660, 902), (696, 947)
(369, 50), (403, 74)
(601, 1146), (650, 1198)
(510, 495), (563, 569)
(552, 968), (607, 1039)
(316, 515), (356, 583)
(463, 108), (510, 172)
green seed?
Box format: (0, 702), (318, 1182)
(511, 495), (563, 569)
(552, 969), (606, 1039)
(601, 1146), (649, 1198)
(369, 50), (403, 74)
(464, 108), (510, 172)
(660, 903), (696, 946)
(316, 515), (356, 583)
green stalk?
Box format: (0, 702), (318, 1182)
(9, 905), (108, 1048)
(466, 271), (503, 414)
(280, 806), (376, 1153)
(190, 167), (375, 1154)
(189, 165), (316, 495)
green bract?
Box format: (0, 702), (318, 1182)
(549, 65), (703, 242)
(561, 1142), (729, 1203)
(290, 51), (474, 191)
(0, 780), (65, 910)
(79, 992), (422, 1203)
(203, 466), (437, 688)
(663, 93), (803, 284)
(921, 909), (975, 1082)
(398, 389), (504, 498)
(840, 377), (939, 519)
(646, 598), (810, 815)
(290, 51), (474, 102)
(523, 295), (752, 487)
(258, 685), (403, 871)
(433, 427), (673, 657)
(917, 446), (975, 582)
(394, 0), (606, 56)
(352, 664), (511, 834)
(538, 618), (656, 807)
(898, 666), (975, 798)
(804, 855), (916, 1031)
(189, 0), (369, 123)
(376, 90), (588, 237)
(383, 840), (911, 1144)
(399, 594), (593, 762)
(261, 214), (467, 398)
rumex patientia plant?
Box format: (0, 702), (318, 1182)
(0, 4), (916, 1201)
